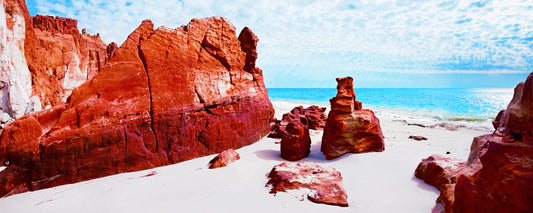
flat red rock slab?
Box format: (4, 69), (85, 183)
(266, 162), (348, 207)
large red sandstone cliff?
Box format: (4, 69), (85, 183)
(26, 15), (112, 108)
(0, 1), (274, 196)
(0, 0), (111, 125)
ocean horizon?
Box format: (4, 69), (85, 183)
(267, 88), (514, 123)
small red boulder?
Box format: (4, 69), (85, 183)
(280, 121), (311, 161)
(209, 149), (240, 169)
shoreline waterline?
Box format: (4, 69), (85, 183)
(270, 99), (495, 132)
(268, 87), (512, 130)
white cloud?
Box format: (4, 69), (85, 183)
(30, 0), (533, 86)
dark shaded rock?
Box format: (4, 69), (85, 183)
(280, 121), (311, 161)
(268, 105), (327, 139)
(409, 135), (427, 141)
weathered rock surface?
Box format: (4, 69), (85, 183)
(0, 0), (33, 120)
(0, 0), (111, 126)
(414, 154), (482, 212)
(280, 121), (311, 161)
(268, 105), (327, 138)
(26, 15), (111, 108)
(266, 162), (348, 207)
(416, 72), (533, 213)
(0, 16), (274, 197)
(209, 148), (240, 169)
(321, 77), (384, 159)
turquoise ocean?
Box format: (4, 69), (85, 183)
(267, 88), (514, 122)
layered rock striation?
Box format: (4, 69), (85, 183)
(321, 77), (384, 159)
(415, 72), (533, 213)
(26, 15), (112, 108)
(0, 0), (33, 121)
(0, 0), (112, 125)
(0, 17), (274, 197)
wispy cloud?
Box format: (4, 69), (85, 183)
(28, 0), (533, 87)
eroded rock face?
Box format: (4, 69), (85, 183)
(414, 154), (482, 212)
(280, 121), (311, 161)
(26, 15), (111, 107)
(209, 148), (240, 169)
(0, 0), (111, 126)
(0, 17), (274, 197)
(268, 105), (327, 138)
(266, 162), (348, 207)
(321, 77), (384, 159)
(0, 0), (33, 120)
(452, 74), (533, 212)
(416, 72), (533, 213)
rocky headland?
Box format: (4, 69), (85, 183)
(0, 0), (273, 197)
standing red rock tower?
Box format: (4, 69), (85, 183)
(321, 77), (384, 159)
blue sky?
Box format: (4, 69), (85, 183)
(26, 0), (533, 88)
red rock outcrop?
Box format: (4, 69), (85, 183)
(414, 155), (482, 212)
(0, 0), (112, 126)
(268, 105), (327, 138)
(415, 72), (533, 213)
(0, 0), (34, 121)
(0, 17), (274, 197)
(321, 77), (384, 159)
(266, 162), (348, 207)
(26, 15), (111, 108)
(209, 148), (240, 169)
(280, 121), (311, 161)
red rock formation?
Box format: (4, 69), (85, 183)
(209, 148), (240, 169)
(280, 121), (311, 161)
(26, 15), (111, 107)
(268, 105), (327, 138)
(321, 77), (384, 159)
(266, 162), (348, 207)
(0, 0), (33, 121)
(0, 17), (274, 197)
(414, 155), (482, 212)
(415, 72), (533, 213)
(289, 105), (327, 130)
(0, 0), (112, 124)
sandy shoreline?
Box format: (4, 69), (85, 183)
(0, 100), (493, 212)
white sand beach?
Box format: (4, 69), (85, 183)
(0, 100), (493, 213)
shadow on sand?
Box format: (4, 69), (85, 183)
(254, 140), (349, 163)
